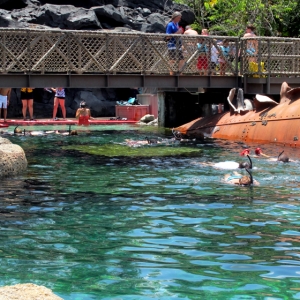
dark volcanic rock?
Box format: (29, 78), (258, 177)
(0, 0), (195, 32)
(92, 5), (132, 28)
(0, 0), (27, 11)
(11, 4), (102, 30)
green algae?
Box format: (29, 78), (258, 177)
(63, 144), (202, 157)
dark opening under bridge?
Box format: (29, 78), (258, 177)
(1, 28), (300, 94)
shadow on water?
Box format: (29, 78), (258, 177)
(1, 125), (300, 299)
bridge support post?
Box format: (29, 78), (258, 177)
(157, 91), (165, 127)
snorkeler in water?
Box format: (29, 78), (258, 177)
(223, 168), (259, 186)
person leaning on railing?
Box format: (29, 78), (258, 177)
(242, 24), (266, 77)
(197, 36), (208, 76)
(200, 29), (219, 75)
(218, 39), (231, 75)
(243, 24), (258, 64)
(166, 11), (185, 75)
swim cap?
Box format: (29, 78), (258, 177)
(240, 149), (250, 156)
(255, 147), (262, 155)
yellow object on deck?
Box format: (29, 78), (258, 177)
(249, 62), (266, 78)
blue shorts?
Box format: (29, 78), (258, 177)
(0, 95), (7, 109)
(246, 48), (256, 56)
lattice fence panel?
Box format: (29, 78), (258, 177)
(242, 37), (300, 77)
(179, 35), (199, 74)
(179, 36), (239, 76)
(68, 32), (107, 73)
(0, 30), (29, 72)
(144, 34), (174, 74)
(107, 34), (144, 73)
(32, 32), (70, 72)
(269, 41), (293, 75)
(3, 29), (300, 76)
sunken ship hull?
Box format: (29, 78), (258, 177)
(174, 82), (300, 146)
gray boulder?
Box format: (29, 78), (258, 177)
(92, 4), (132, 28)
(140, 114), (155, 123)
(67, 88), (118, 117)
(145, 13), (166, 33)
(12, 4), (102, 30)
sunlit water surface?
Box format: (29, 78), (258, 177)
(1, 125), (300, 300)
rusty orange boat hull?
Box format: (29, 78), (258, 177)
(174, 83), (300, 146)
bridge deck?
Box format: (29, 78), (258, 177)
(1, 73), (298, 94)
(1, 29), (300, 94)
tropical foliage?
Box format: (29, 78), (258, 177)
(175, 0), (299, 37)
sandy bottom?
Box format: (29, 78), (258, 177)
(0, 283), (63, 300)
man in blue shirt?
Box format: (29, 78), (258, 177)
(166, 11), (184, 75)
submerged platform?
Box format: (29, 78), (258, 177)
(0, 118), (138, 127)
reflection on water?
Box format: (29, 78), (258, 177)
(1, 125), (300, 300)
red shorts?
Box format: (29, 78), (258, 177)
(78, 115), (90, 126)
(197, 55), (208, 70)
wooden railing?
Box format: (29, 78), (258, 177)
(0, 28), (299, 77)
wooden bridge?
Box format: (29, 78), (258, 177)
(0, 28), (300, 94)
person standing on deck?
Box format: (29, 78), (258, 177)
(51, 87), (66, 121)
(21, 87), (35, 121)
(0, 88), (11, 123)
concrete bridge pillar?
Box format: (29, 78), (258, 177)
(157, 92), (166, 127)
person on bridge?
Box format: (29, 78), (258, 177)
(218, 39), (231, 76)
(184, 25), (198, 36)
(51, 87), (66, 121)
(166, 11), (185, 75)
(201, 29), (218, 75)
(197, 37), (208, 75)
(21, 87), (35, 121)
(0, 88), (11, 123)
(243, 24), (258, 62)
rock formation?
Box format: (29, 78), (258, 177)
(0, 0), (195, 32)
(0, 283), (62, 300)
(0, 136), (27, 177)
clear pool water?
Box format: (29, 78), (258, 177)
(1, 125), (300, 300)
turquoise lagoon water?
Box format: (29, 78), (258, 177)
(1, 124), (300, 300)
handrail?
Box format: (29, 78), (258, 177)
(0, 28), (300, 77)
